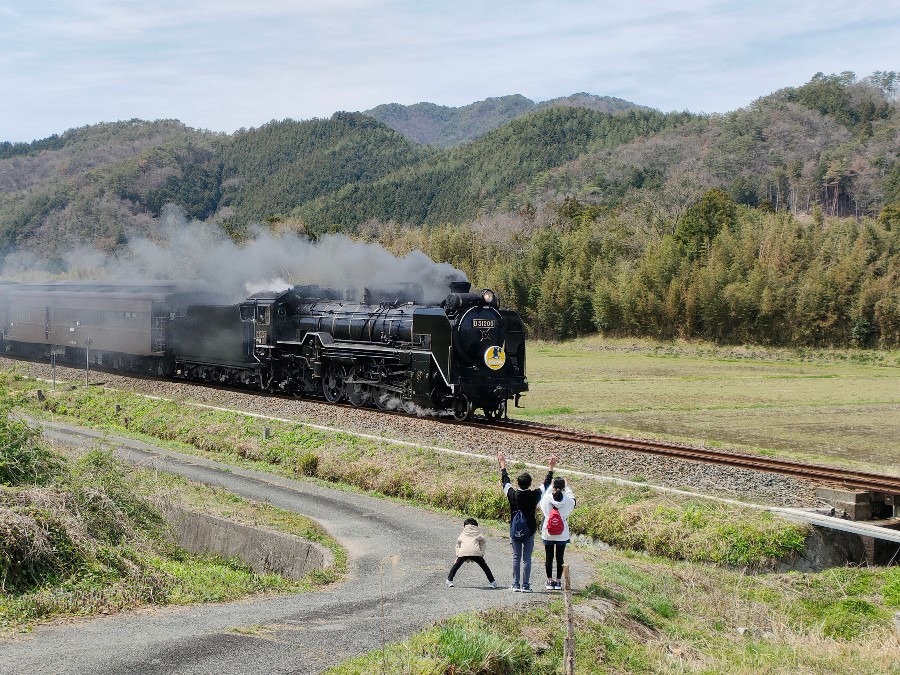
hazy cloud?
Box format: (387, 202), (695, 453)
(1, 1), (898, 141)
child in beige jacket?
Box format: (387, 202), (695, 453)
(445, 518), (497, 588)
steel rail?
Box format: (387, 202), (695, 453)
(468, 418), (900, 494)
(14, 353), (898, 495)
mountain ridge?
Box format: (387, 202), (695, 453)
(362, 92), (645, 147)
(1, 72), (898, 265)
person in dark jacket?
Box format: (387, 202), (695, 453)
(497, 451), (557, 592)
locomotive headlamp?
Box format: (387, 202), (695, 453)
(481, 290), (495, 305)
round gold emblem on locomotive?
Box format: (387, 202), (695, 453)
(484, 345), (506, 370)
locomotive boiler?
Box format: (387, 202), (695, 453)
(0, 279), (528, 421)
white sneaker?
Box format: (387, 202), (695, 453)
(445, 579), (454, 587)
(488, 581), (498, 588)
(545, 580), (554, 590)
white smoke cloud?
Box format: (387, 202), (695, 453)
(2, 206), (467, 304)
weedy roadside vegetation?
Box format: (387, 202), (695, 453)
(7, 368), (900, 673)
(0, 374), (343, 633)
(325, 550), (900, 674)
(19, 374), (808, 569)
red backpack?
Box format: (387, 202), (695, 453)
(546, 507), (565, 536)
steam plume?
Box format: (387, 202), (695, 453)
(1, 206), (467, 303)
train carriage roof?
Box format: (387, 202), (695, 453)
(0, 279), (226, 305)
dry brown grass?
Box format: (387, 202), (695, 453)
(522, 336), (900, 474)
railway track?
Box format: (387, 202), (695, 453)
(11, 355), (899, 497)
(198, 390), (898, 495)
(463, 418), (900, 495)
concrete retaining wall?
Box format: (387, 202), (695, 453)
(157, 503), (332, 580)
(778, 525), (900, 572)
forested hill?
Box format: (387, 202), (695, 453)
(3, 72), (898, 257)
(297, 106), (694, 228)
(363, 93), (643, 147)
(1, 72), (899, 348)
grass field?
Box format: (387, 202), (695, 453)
(323, 337), (900, 674)
(518, 337), (900, 474)
(5, 345), (899, 672)
(326, 549), (900, 675)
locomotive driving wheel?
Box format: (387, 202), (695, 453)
(373, 387), (392, 410)
(451, 394), (473, 422)
(483, 400), (506, 421)
(347, 369), (372, 407)
(322, 365), (346, 403)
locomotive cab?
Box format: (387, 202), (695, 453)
(240, 293), (278, 351)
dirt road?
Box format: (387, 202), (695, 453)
(1, 421), (590, 674)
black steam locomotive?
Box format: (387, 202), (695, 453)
(0, 279), (527, 420)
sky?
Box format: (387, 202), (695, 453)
(1, 0), (898, 143)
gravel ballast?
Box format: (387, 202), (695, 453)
(2, 357), (820, 508)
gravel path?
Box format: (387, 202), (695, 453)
(1, 420), (590, 674)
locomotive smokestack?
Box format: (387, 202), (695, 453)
(449, 281), (471, 294)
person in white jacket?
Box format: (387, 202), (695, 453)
(446, 518), (498, 588)
(539, 477), (576, 590)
